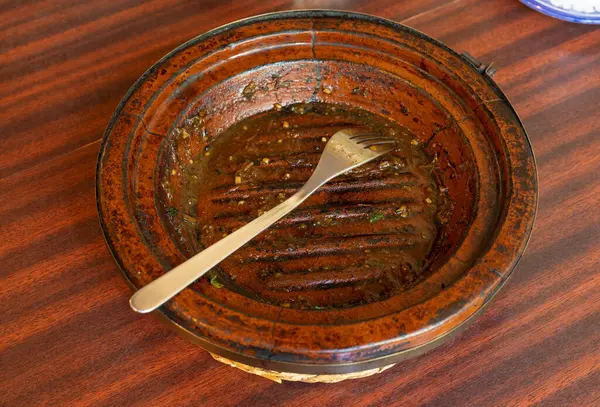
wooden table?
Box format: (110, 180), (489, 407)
(2, 1), (599, 405)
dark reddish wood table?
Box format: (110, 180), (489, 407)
(2, 1), (599, 406)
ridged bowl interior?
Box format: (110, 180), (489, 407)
(159, 62), (478, 310)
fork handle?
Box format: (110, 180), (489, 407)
(129, 174), (329, 313)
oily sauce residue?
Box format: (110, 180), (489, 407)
(178, 102), (444, 309)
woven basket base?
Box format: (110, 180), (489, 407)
(211, 353), (395, 383)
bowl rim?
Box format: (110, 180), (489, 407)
(96, 9), (538, 374)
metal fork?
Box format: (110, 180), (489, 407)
(130, 128), (396, 313)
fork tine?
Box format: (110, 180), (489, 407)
(356, 137), (396, 145)
(348, 132), (379, 140)
(363, 139), (397, 149)
(352, 135), (388, 143)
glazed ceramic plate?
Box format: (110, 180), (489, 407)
(97, 11), (537, 374)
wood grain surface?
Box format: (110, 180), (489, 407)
(1, 0), (599, 406)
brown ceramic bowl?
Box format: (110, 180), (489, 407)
(97, 10), (537, 375)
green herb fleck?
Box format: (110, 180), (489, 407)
(166, 207), (178, 217)
(369, 211), (385, 223)
(242, 81), (257, 99)
(210, 275), (224, 289)
(275, 79), (293, 89)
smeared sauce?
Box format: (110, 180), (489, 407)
(176, 102), (445, 309)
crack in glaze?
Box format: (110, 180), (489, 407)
(267, 308), (284, 361)
(425, 116), (472, 146)
(309, 20), (322, 102)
